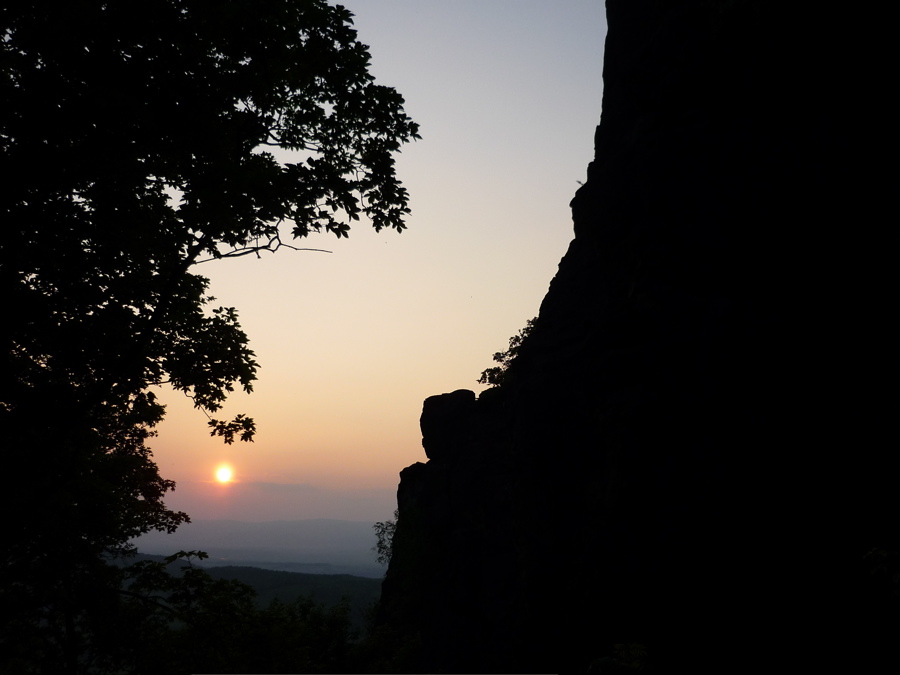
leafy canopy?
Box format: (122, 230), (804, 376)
(0, 1), (417, 670)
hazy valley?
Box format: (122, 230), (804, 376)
(133, 518), (384, 578)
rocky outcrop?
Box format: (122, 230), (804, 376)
(419, 389), (477, 460)
(377, 2), (895, 672)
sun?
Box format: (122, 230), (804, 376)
(215, 466), (233, 483)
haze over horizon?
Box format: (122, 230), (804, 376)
(134, 517), (385, 577)
(148, 1), (607, 523)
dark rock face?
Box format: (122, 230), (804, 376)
(378, 2), (895, 672)
(420, 389), (477, 460)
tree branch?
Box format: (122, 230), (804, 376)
(194, 235), (332, 264)
(116, 588), (179, 616)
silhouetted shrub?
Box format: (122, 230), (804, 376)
(478, 317), (537, 387)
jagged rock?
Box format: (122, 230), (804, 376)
(378, 2), (895, 673)
(419, 389), (476, 460)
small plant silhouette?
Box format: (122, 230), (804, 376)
(478, 317), (537, 387)
(373, 509), (399, 567)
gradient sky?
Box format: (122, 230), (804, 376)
(147, 1), (607, 523)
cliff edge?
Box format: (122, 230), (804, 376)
(378, 2), (895, 672)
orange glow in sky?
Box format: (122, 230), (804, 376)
(143, 2), (607, 524)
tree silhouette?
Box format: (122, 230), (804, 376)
(0, 1), (418, 671)
(373, 509), (399, 567)
(478, 317), (537, 387)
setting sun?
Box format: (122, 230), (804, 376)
(216, 466), (233, 483)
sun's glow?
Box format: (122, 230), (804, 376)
(216, 466), (233, 483)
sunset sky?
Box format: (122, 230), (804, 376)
(146, 0), (607, 523)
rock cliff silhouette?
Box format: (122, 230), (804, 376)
(378, 2), (895, 672)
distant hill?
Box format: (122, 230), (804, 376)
(204, 566), (381, 629)
(132, 519), (384, 578)
(124, 553), (382, 631)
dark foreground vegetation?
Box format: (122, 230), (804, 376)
(1, 1), (417, 672)
(4, 550), (409, 674)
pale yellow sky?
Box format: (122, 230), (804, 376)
(148, 1), (607, 522)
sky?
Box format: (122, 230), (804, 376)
(146, 1), (607, 524)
